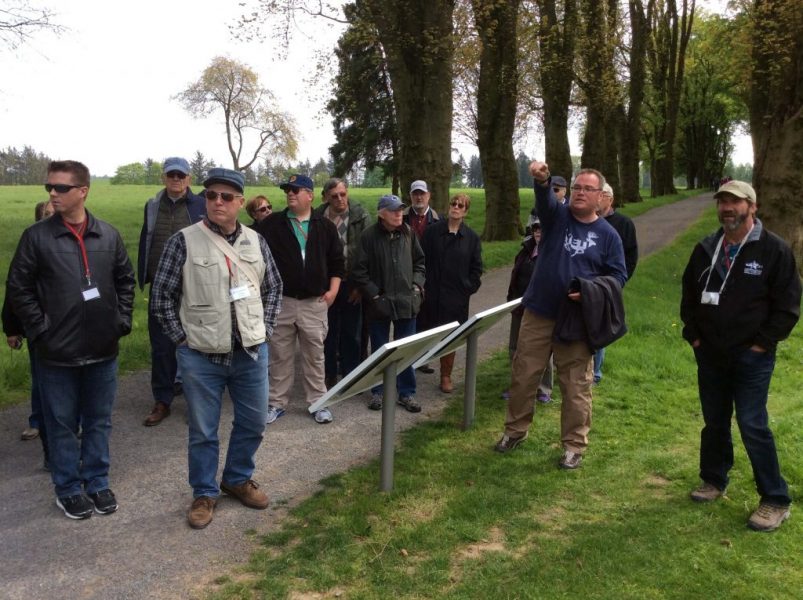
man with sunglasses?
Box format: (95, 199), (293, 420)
(138, 157), (205, 427)
(495, 162), (627, 471)
(257, 174), (345, 425)
(8, 160), (135, 519)
(151, 167), (282, 529)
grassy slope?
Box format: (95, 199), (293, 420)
(0, 182), (700, 406)
(207, 207), (802, 600)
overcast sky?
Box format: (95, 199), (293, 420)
(0, 0), (751, 178)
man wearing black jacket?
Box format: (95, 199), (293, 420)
(681, 180), (801, 532)
(7, 160), (135, 520)
(257, 174), (345, 424)
(593, 183), (638, 383)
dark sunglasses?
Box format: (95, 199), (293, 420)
(165, 171), (187, 180)
(450, 201), (466, 208)
(285, 185), (302, 194)
(257, 205), (272, 213)
(552, 187), (564, 193)
(45, 183), (81, 193)
(205, 190), (242, 202)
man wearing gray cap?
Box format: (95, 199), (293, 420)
(681, 180), (800, 532)
(405, 180), (440, 240)
(151, 167), (283, 529)
(138, 157), (205, 427)
(353, 194), (426, 412)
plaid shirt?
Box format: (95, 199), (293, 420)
(151, 219), (282, 366)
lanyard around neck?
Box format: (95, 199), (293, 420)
(703, 225), (753, 295)
(63, 220), (91, 284)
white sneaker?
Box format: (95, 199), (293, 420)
(313, 408), (333, 424)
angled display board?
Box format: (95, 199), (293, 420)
(413, 299), (521, 369)
(309, 321), (459, 414)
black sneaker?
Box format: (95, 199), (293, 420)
(56, 493), (94, 520)
(89, 489), (118, 514)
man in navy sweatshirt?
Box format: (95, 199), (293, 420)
(494, 161), (627, 470)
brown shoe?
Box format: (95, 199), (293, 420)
(690, 482), (725, 503)
(143, 402), (170, 427)
(439, 353), (455, 393)
(747, 502), (790, 532)
(220, 479), (269, 509)
(494, 431), (528, 453)
(187, 496), (216, 529)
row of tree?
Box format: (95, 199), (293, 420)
(0, 146), (52, 185)
(234, 0), (800, 264)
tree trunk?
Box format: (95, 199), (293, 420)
(619, 0), (653, 204)
(749, 0), (803, 275)
(537, 0), (577, 181)
(578, 0), (620, 183)
(646, 0), (695, 196)
(366, 0), (455, 214)
(472, 0), (521, 241)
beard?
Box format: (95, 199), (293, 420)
(718, 211), (747, 232)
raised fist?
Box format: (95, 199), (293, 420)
(529, 160), (549, 183)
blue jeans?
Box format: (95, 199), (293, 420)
(593, 347), (605, 381)
(369, 318), (416, 397)
(38, 358), (118, 497)
(695, 345), (790, 505)
(149, 305), (179, 406)
(27, 345), (43, 429)
(178, 344), (269, 498)
(324, 282), (363, 380)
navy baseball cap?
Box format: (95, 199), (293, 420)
(279, 174), (314, 192)
(203, 168), (245, 193)
(377, 194), (404, 211)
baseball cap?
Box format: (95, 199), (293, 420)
(410, 180), (428, 193)
(714, 180), (756, 204)
(279, 174), (314, 192)
(551, 176), (567, 188)
(378, 194), (405, 211)
(163, 157), (190, 175)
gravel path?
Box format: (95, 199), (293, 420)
(0, 192), (712, 599)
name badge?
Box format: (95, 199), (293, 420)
(230, 285), (252, 301)
(82, 287), (101, 302)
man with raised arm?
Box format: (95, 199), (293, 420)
(494, 161), (627, 470)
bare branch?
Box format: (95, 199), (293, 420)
(0, 1), (63, 50)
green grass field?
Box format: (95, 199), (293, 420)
(0, 181), (700, 407)
(204, 207), (802, 600)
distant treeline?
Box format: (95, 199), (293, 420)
(0, 146), (51, 185)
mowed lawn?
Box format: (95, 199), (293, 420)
(203, 209), (802, 600)
(0, 180), (699, 406)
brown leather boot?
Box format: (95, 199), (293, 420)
(439, 353), (455, 393)
(143, 402), (170, 427)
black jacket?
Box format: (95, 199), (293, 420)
(604, 211), (638, 279)
(552, 275), (627, 352)
(256, 209), (345, 299)
(420, 219), (482, 326)
(6, 212), (136, 366)
(352, 221), (426, 321)
(681, 220), (801, 354)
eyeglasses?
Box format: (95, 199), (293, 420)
(257, 206), (271, 213)
(204, 190), (243, 202)
(165, 171), (187, 180)
(285, 185), (303, 195)
(450, 201), (466, 209)
(570, 185), (602, 193)
(552, 187), (565, 193)
(45, 183), (82, 193)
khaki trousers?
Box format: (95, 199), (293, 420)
(505, 309), (594, 453)
(269, 296), (328, 409)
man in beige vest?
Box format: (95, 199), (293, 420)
(151, 168), (282, 529)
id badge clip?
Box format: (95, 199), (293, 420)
(700, 291), (719, 306)
(230, 285), (252, 301)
